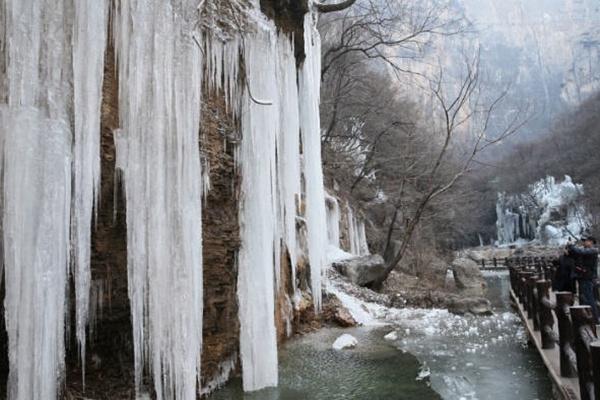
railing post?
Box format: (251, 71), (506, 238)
(481, 259), (485, 269)
(571, 305), (596, 400)
(518, 271), (534, 306)
(526, 275), (539, 325)
(537, 280), (555, 349)
(493, 257), (497, 268)
(591, 340), (600, 400)
(556, 292), (577, 378)
(528, 276), (540, 330)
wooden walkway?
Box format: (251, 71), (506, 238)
(511, 289), (580, 400)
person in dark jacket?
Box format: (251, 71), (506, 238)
(554, 247), (576, 292)
(568, 235), (599, 322)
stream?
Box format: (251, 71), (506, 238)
(210, 271), (554, 400)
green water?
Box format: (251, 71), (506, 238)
(210, 272), (553, 400)
(209, 327), (440, 400)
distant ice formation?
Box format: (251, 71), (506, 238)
(496, 175), (590, 245)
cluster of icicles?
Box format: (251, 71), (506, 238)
(0, 1), (369, 399)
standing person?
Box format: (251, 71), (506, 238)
(554, 246), (576, 292)
(568, 236), (599, 322)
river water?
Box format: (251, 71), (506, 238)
(210, 272), (554, 400)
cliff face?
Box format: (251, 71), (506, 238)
(458, 0), (600, 135)
(0, 2), (302, 399)
(76, 7), (306, 399)
(0, 1), (373, 398)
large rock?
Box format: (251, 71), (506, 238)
(451, 257), (486, 297)
(333, 255), (386, 287)
(447, 297), (493, 316)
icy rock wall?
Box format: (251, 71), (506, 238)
(113, 1), (204, 398)
(496, 176), (590, 245)
(0, 0), (331, 397)
(1, 1), (107, 398)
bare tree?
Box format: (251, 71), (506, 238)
(319, 0), (468, 77)
(375, 52), (531, 285)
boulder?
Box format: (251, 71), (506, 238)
(333, 254), (387, 287)
(451, 257), (486, 297)
(334, 306), (357, 327)
(332, 333), (358, 350)
(447, 297), (493, 316)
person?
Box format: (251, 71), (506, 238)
(554, 246), (575, 292)
(568, 235), (599, 322)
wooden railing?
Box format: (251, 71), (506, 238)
(478, 255), (556, 270)
(508, 257), (600, 400)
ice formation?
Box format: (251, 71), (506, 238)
(1, 0), (106, 398)
(326, 192), (341, 246)
(332, 334), (358, 350)
(1, 0), (336, 397)
(113, 1), (204, 398)
(384, 331), (399, 341)
(496, 176), (590, 245)
(71, 0), (109, 377)
(236, 23), (281, 392)
(300, 13), (328, 312)
(347, 204), (370, 255)
(276, 35), (302, 289)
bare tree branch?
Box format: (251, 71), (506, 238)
(315, 0), (358, 13)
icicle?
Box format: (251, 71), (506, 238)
(3, 110), (71, 400)
(325, 193), (340, 247)
(204, 36), (241, 116)
(347, 203), (358, 254)
(71, 0), (109, 380)
(237, 23), (279, 392)
(2, 1), (73, 399)
(357, 220), (370, 255)
(276, 35), (302, 290)
(113, 1), (204, 399)
(299, 13), (327, 312)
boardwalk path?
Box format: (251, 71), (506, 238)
(511, 289), (580, 400)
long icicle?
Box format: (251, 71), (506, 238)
(299, 12), (327, 311)
(237, 23), (280, 392)
(71, 0), (109, 383)
(2, 1), (73, 398)
(113, 1), (204, 398)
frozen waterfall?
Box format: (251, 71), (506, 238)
(72, 0), (109, 379)
(0, 0), (335, 398)
(1, 0), (106, 398)
(237, 24), (281, 392)
(347, 203), (370, 256)
(300, 13), (328, 312)
(496, 176), (590, 245)
(113, 1), (204, 398)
